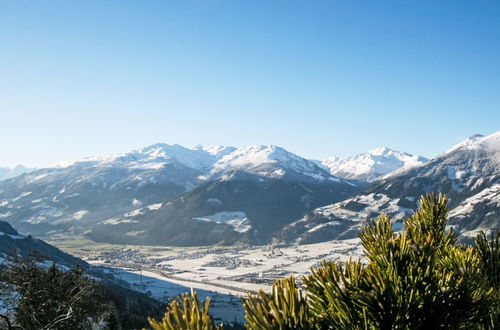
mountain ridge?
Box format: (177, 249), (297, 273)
(320, 147), (428, 182)
(2, 134), (498, 247)
(275, 131), (500, 245)
(0, 143), (357, 241)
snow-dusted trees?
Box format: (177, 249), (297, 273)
(0, 279), (19, 330)
(0, 259), (168, 329)
(2, 262), (106, 329)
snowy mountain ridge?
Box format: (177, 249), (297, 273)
(0, 143), (355, 239)
(56, 144), (237, 171)
(206, 145), (335, 182)
(54, 143), (341, 184)
(321, 146), (428, 182)
(276, 131), (500, 245)
(446, 132), (500, 162)
(3, 132), (498, 246)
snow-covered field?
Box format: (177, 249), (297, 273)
(85, 239), (362, 292)
(51, 237), (363, 322)
(100, 267), (245, 322)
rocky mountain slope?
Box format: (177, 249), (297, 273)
(277, 132), (500, 244)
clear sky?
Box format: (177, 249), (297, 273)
(0, 1), (499, 167)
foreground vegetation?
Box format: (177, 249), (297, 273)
(0, 261), (166, 329)
(148, 194), (500, 329)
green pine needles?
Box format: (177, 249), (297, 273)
(243, 276), (313, 329)
(147, 288), (222, 330)
(148, 193), (500, 329)
(300, 193), (495, 329)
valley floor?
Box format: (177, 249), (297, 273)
(47, 236), (363, 322)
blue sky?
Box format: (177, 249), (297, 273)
(0, 1), (499, 167)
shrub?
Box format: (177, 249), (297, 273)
(147, 288), (222, 330)
(243, 193), (498, 329)
(242, 276), (313, 329)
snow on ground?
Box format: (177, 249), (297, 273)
(0, 233), (24, 240)
(85, 238), (363, 298)
(449, 183), (500, 221)
(193, 212), (251, 233)
(24, 207), (64, 224)
(27, 173), (50, 183)
(11, 192), (32, 202)
(100, 267), (245, 322)
(103, 218), (139, 225)
(147, 203), (162, 211)
(56, 237), (364, 322)
(306, 222), (341, 233)
(103, 202), (165, 225)
(316, 193), (412, 222)
(73, 210), (88, 220)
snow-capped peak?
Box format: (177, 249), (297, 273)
(208, 145), (333, 181)
(56, 144), (237, 171)
(215, 145), (293, 168)
(446, 131), (500, 163)
(130, 143), (218, 170)
(48, 143), (345, 184)
(368, 146), (394, 156)
(367, 146), (414, 157)
(322, 147), (428, 182)
(193, 145), (237, 158)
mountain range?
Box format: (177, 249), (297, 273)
(276, 132), (500, 244)
(0, 144), (357, 244)
(0, 132), (498, 246)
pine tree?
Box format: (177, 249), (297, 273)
(476, 230), (500, 328)
(104, 303), (121, 330)
(242, 194), (497, 329)
(146, 288), (222, 330)
(6, 261), (104, 329)
(243, 276), (313, 329)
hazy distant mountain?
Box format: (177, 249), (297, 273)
(0, 144), (358, 242)
(0, 165), (35, 181)
(276, 132), (500, 244)
(320, 147), (428, 182)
